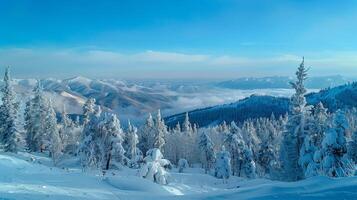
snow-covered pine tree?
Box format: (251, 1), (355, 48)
(58, 106), (75, 152)
(46, 99), (62, 165)
(302, 102), (329, 177)
(24, 80), (49, 152)
(0, 66), (22, 152)
(102, 113), (126, 170)
(78, 102), (102, 169)
(199, 131), (215, 174)
(61, 110), (81, 155)
(281, 58), (310, 181)
(224, 121), (246, 176)
(82, 98), (96, 125)
(311, 102), (329, 147)
(164, 122), (182, 165)
(299, 134), (316, 177)
(139, 113), (155, 155)
(181, 112), (197, 164)
(257, 120), (279, 177)
(126, 120), (141, 168)
(214, 146), (231, 180)
(322, 110), (355, 177)
(219, 121), (229, 135)
(182, 112), (192, 134)
(242, 145), (257, 179)
(153, 110), (166, 153)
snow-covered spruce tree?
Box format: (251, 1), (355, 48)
(182, 112), (192, 134)
(299, 134), (316, 177)
(139, 148), (171, 185)
(126, 120), (142, 168)
(215, 146), (231, 180)
(257, 120), (279, 177)
(58, 106), (78, 154)
(59, 106), (72, 143)
(321, 110), (355, 177)
(78, 103), (102, 169)
(311, 102), (329, 147)
(25, 80), (49, 152)
(61, 109), (82, 155)
(101, 113), (126, 170)
(153, 110), (166, 153)
(181, 112), (192, 157)
(224, 121), (246, 176)
(82, 98), (96, 125)
(181, 112), (198, 164)
(242, 145), (257, 179)
(0, 67), (22, 152)
(241, 120), (260, 156)
(46, 99), (62, 165)
(139, 113), (155, 156)
(199, 131), (215, 174)
(164, 122), (181, 164)
(281, 58), (310, 181)
(301, 102), (329, 177)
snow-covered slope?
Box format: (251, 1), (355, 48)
(0, 153), (356, 200)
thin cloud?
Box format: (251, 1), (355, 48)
(0, 48), (355, 78)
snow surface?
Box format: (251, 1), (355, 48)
(0, 152), (356, 200)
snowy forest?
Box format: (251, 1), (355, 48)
(0, 58), (356, 187)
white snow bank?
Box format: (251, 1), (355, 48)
(0, 153), (356, 200)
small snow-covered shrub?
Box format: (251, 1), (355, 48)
(178, 158), (189, 173)
(139, 148), (170, 184)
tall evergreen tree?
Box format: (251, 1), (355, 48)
(126, 120), (141, 167)
(24, 80), (49, 152)
(0, 67), (22, 152)
(102, 113), (126, 170)
(224, 122), (245, 176)
(182, 112), (192, 134)
(78, 104), (101, 169)
(153, 110), (166, 152)
(199, 131), (215, 174)
(47, 100), (62, 165)
(242, 145), (257, 178)
(83, 98), (96, 125)
(139, 113), (155, 155)
(281, 58), (309, 181)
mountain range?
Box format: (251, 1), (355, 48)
(165, 82), (357, 128)
(216, 75), (351, 90)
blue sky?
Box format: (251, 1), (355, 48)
(0, 0), (357, 79)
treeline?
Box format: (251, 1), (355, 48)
(0, 59), (356, 185)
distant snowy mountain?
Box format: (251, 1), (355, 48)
(216, 75), (351, 89)
(6, 77), (175, 122)
(165, 82), (357, 128)
(9, 77), (296, 123)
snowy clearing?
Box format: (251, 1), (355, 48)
(0, 152), (356, 200)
